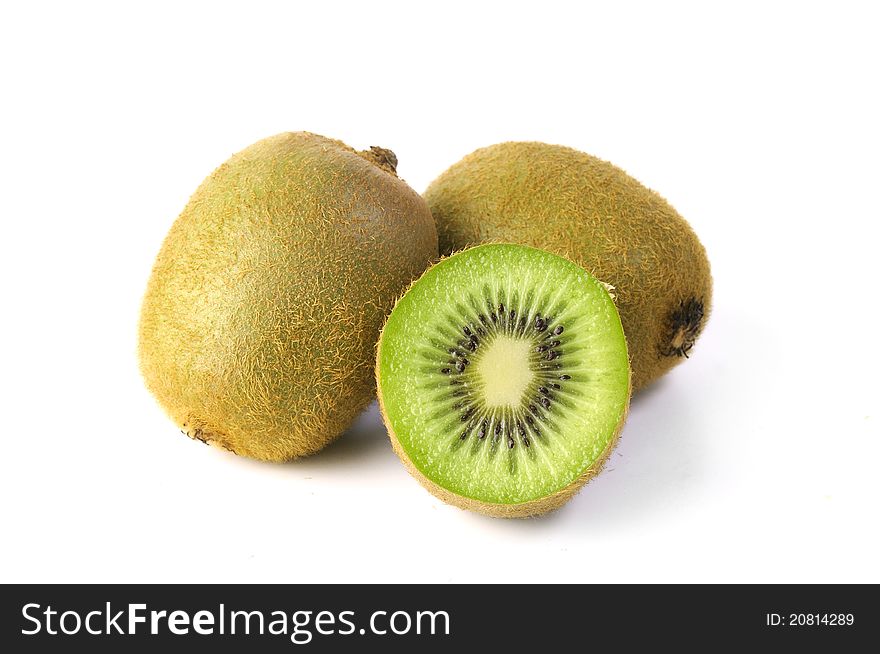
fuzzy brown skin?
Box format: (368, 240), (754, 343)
(139, 132), (438, 461)
(425, 142), (712, 391)
(375, 251), (631, 518)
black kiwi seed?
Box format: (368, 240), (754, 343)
(554, 325), (564, 335)
(478, 421), (487, 439)
(441, 368), (451, 374)
(494, 421), (502, 436)
(534, 316), (545, 331)
(551, 383), (561, 390)
(507, 434), (515, 449)
(539, 386), (550, 395)
(546, 351), (558, 361)
(559, 374), (571, 380)
(536, 344), (548, 353)
(461, 408), (474, 421)
(550, 340), (561, 348)
(456, 361), (466, 372)
(540, 397), (551, 409)
(463, 325), (472, 336)
(498, 303), (505, 315)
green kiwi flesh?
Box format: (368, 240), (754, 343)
(376, 244), (631, 517)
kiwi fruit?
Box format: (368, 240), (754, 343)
(424, 141), (712, 391)
(139, 132), (438, 461)
(376, 243), (631, 517)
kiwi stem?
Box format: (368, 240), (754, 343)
(360, 146), (398, 175)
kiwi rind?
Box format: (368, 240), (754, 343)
(376, 244), (631, 518)
(139, 132), (438, 461)
(424, 141), (712, 391)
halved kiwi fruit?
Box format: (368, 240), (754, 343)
(376, 244), (631, 517)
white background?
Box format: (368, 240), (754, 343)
(1, 1), (878, 583)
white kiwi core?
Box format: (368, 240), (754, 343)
(474, 335), (535, 408)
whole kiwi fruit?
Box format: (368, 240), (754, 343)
(139, 132), (438, 461)
(424, 141), (712, 391)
